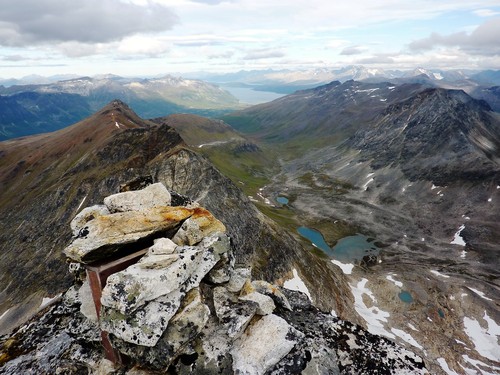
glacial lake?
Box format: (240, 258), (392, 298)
(297, 226), (380, 263)
(398, 291), (414, 303)
(276, 196), (289, 205)
(297, 227), (332, 255)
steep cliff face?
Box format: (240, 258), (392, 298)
(0, 101), (353, 337)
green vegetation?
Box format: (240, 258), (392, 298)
(298, 172), (354, 194)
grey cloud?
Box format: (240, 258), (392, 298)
(0, 0), (178, 47)
(2, 54), (26, 62)
(409, 17), (500, 56)
(340, 46), (364, 55)
(243, 49), (285, 60)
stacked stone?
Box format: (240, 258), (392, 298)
(63, 183), (303, 374)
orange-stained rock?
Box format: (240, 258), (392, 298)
(172, 207), (226, 246)
(64, 206), (194, 263)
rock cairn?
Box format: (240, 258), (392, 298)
(64, 182), (304, 374)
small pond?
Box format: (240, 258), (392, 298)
(398, 291), (414, 303)
(276, 196), (289, 205)
(297, 226), (380, 263)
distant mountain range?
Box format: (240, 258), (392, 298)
(197, 66), (500, 109)
(0, 75), (242, 140)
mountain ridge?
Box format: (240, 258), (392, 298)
(0, 75), (243, 141)
(0, 101), (353, 337)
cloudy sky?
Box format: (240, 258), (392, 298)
(1, 0), (499, 78)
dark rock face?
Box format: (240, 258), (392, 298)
(349, 88), (500, 183)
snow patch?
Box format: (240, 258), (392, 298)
(450, 224), (466, 246)
(76, 195), (87, 213)
(0, 308), (10, 323)
(283, 268), (312, 302)
(386, 274), (403, 287)
(331, 259), (354, 275)
(391, 328), (423, 349)
(363, 178), (374, 190)
(461, 249), (467, 259)
(463, 311), (500, 361)
(115, 121), (120, 128)
(350, 278), (394, 339)
(39, 293), (62, 310)
(468, 288), (493, 302)
(437, 358), (459, 375)
(462, 354), (500, 375)
(487, 197), (492, 202)
(354, 88), (379, 94)
(430, 270), (450, 278)
(407, 323), (419, 331)
(431, 184), (438, 190)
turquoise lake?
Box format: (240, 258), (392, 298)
(276, 196), (289, 205)
(297, 227), (332, 255)
(297, 226), (379, 262)
(398, 291), (414, 303)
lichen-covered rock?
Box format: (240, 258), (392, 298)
(205, 251), (234, 284)
(231, 314), (303, 375)
(100, 236), (229, 347)
(104, 183), (172, 213)
(213, 286), (257, 338)
(239, 292), (275, 316)
(250, 280), (292, 311)
(101, 288), (184, 347)
(63, 206), (194, 263)
(101, 234), (228, 315)
(160, 288), (209, 358)
(172, 208), (226, 246)
(226, 268), (252, 293)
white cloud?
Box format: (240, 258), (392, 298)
(473, 9), (500, 17)
(0, 0), (177, 46)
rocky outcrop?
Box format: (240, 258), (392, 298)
(0, 183), (427, 374)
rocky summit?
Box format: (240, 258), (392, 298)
(0, 183), (427, 374)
